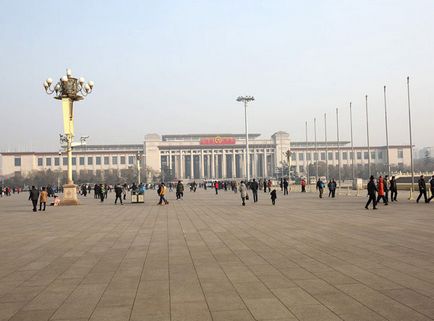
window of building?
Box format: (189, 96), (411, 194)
(398, 149), (404, 158)
(335, 152), (339, 159)
(96, 157), (101, 165)
(38, 157), (43, 166)
(378, 151), (383, 159)
(14, 157), (21, 167)
(63, 157), (68, 165)
(104, 156), (109, 165)
(357, 152), (362, 160)
(88, 157), (93, 165)
(46, 158), (52, 166)
(364, 152), (369, 159)
(54, 157), (59, 166)
(342, 152), (347, 160)
(313, 153), (318, 161)
(120, 156), (126, 165)
(320, 152), (325, 160)
(79, 157), (85, 165)
(350, 152), (354, 159)
(371, 152), (376, 160)
(72, 157), (76, 166)
(299, 165), (304, 172)
(298, 153), (304, 161)
(306, 153), (311, 161)
(128, 156), (134, 164)
(328, 152), (333, 160)
(291, 153), (296, 161)
(112, 156), (118, 165)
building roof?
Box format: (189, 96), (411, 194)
(161, 134), (261, 141)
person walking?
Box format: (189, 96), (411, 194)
(301, 178), (306, 192)
(428, 175), (434, 203)
(327, 180), (332, 197)
(316, 178), (324, 198)
(214, 181), (219, 195)
(239, 181), (248, 206)
(39, 187), (48, 211)
(267, 179), (272, 192)
(384, 175), (390, 203)
(29, 186), (39, 212)
(176, 180), (184, 200)
(251, 178), (259, 203)
(416, 175), (428, 203)
(365, 175), (378, 210)
(158, 183), (169, 205)
(99, 184), (105, 202)
(390, 176), (398, 202)
(329, 179), (337, 198)
(263, 180), (267, 193)
(283, 179), (289, 195)
(270, 189), (277, 205)
(114, 184), (123, 205)
(376, 176), (388, 205)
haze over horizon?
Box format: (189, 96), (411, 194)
(1, 0), (433, 152)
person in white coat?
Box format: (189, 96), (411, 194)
(239, 181), (248, 206)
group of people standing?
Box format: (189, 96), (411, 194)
(365, 174), (433, 209)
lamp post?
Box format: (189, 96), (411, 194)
(43, 68), (94, 205)
(365, 95), (371, 178)
(407, 77), (415, 199)
(383, 86), (391, 177)
(336, 108), (342, 190)
(236, 96), (255, 182)
(350, 102), (355, 184)
(314, 117), (318, 182)
(137, 151), (142, 185)
(305, 121), (310, 188)
(324, 113), (329, 180)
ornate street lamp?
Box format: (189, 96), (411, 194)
(43, 68), (94, 205)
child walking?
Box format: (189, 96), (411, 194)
(270, 189), (277, 205)
(39, 187), (48, 211)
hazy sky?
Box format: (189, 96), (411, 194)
(1, 0), (433, 151)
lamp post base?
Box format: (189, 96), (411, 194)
(61, 184), (79, 205)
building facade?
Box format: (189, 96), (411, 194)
(0, 132), (412, 180)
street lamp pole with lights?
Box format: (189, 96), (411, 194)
(236, 96), (255, 182)
(43, 68), (94, 205)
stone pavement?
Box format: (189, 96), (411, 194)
(0, 190), (433, 321)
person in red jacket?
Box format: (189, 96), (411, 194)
(376, 176), (388, 205)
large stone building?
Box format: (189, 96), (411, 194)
(0, 132), (412, 180)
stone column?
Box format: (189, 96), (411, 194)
(263, 148), (267, 178)
(211, 150), (215, 178)
(252, 148), (257, 179)
(200, 150), (205, 179)
(222, 150), (227, 178)
(190, 150), (194, 179)
(180, 151), (184, 179)
(232, 149), (236, 178)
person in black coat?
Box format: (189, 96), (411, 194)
(428, 175), (434, 203)
(28, 186), (39, 212)
(114, 184), (123, 205)
(416, 175), (428, 203)
(365, 176), (378, 210)
(251, 179), (259, 202)
(390, 176), (398, 202)
(263, 180), (267, 193)
(283, 179), (289, 195)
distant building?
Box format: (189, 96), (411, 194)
(0, 132), (412, 180)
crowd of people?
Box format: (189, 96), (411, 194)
(2, 173), (434, 211)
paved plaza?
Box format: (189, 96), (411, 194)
(0, 190), (434, 321)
